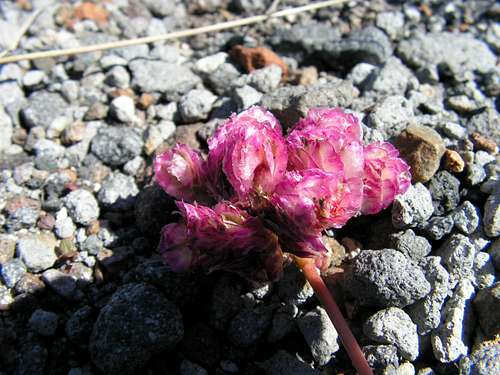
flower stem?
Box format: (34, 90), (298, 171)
(297, 259), (373, 375)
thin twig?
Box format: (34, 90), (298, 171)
(0, 4), (49, 59)
(0, 0), (350, 65)
(266, 0), (282, 15)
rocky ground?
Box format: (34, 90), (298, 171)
(0, 0), (499, 374)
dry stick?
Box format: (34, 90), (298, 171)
(0, 5), (48, 59)
(298, 260), (374, 375)
(0, 0), (350, 64)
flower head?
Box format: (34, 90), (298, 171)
(207, 106), (287, 202)
(287, 108), (364, 213)
(272, 169), (361, 231)
(154, 144), (207, 202)
(361, 142), (411, 215)
(158, 201), (283, 281)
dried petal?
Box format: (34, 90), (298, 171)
(207, 106), (287, 201)
(158, 201), (283, 281)
(154, 144), (207, 202)
(361, 142), (411, 215)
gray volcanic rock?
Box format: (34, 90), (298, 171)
(398, 32), (496, 78)
(90, 283), (183, 375)
(344, 249), (430, 308)
(21, 91), (67, 129)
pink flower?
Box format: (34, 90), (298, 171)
(361, 142), (411, 215)
(154, 144), (207, 202)
(158, 201), (283, 281)
(207, 106), (287, 201)
(272, 169), (362, 231)
(287, 108), (364, 213)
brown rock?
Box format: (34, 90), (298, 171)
(394, 123), (446, 183)
(443, 149), (465, 173)
(109, 88), (135, 98)
(230, 45), (288, 79)
(471, 132), (498, 154)
(86, 220), (100, 235)
(14, 273), (45, 295)
(138, 93), (155, 109)
(38, 213), (56, 230)
(4, 195), (41, 215)
(298, 66), (318, 86)
(74, 2), (109, 25)
(62, 121), (86, 145)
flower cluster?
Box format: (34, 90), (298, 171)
(155, 106), (410, 281)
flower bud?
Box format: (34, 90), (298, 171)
(361, 142), (411, 214)
(154, 144), (207, 202)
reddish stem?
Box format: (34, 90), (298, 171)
(298, 260), (373, 375)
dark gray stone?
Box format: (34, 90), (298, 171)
(259, 350), (320, 375)
(29, 309), (59, 336)
(0, 258), (26, 288)
(484, 192), (500, 237)
(21, 91), (67, 129)
(392, 183), (434, 229)
(91, 126), (143, 167)
(134, 184), (175, 237)
(180, 360), (208, 375)
(367, 95), (414, 139)
(459, 341), (500, 375)
(437, 234), (477, 289)
(407, 256), (450, 335)
(98, 172), (139, 211)
(179, 89), (217, 123)
(362, 345), (399, 370)
(42, 269), (78, 299)
(363, 307), (419, 361)
(129, 59), (200, 96)
(389, 229), (431, 260)
(344, 249), (430, 308)
(66, 306), (95, 345)
(267, 303), (297, 343)
(269, 22), (341, 54)
(454, 201), (480, 234)
(260, 81), (358, 129)
(427, 171), (460, 215)
(227, 305), (274, 348)
(474, 282), (500, 337)
(90, 283), (183, 375)
(64, 189), (99, 226)
(277, 263), (314, 305)
(398, 32), (496, 78)
(422, 215), (455, 240)
(297, 306), (339, 365)
(323, 26), (392, 67)
(17, 234), (57, 273)
(432, 279), (475, 363)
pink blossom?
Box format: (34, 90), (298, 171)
(272, 169), (361, 231)
(287, 108), (362, 171)
(207, 106), (287, 201)
(154, 144), (207, 202)
(287, 108), (364, 213)
(158, 201), (283, 281)
(361, 142), (411, 215)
